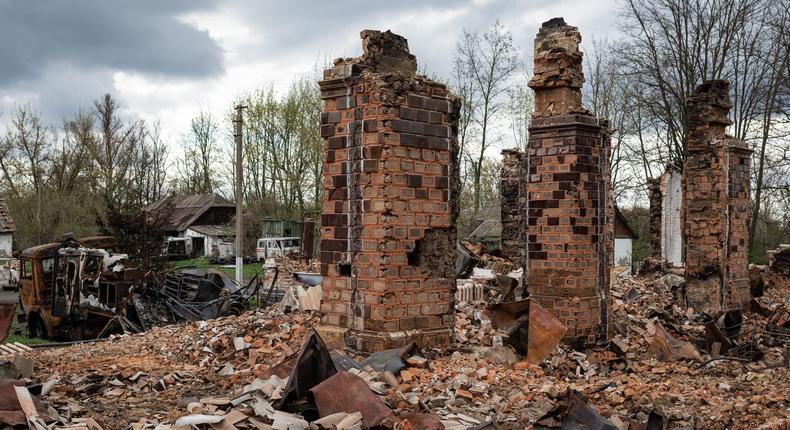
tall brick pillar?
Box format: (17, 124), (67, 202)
(318, 30), (460, 352)
(683, 80), (751, 313)
(525, 18), (613, 347)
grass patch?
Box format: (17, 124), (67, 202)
(3, 334), (48, 345)
(2, 304), (47, 345)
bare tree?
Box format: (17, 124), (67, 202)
(619, 0), (759, 165)
(584, 38), (652, 199)
(454, 22), (518, 212)
(747, 3), (790, 244)
(128, 121), (170, 206)
(83, 94), (142, 208)
(507, 76), (533, 153)
(235, 77), (324, 221)
(180, 109), (219, 194)
(3, 105), (52, 242)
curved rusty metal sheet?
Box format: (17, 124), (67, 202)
(274, 331), (337, 415)
(0, 381), (55, 426)
(535, 390), (619, 430)
(485, 299), (566, 365)
(527, 300), (567, 365)
(0, 303), (15, 342)
(309, 371), (395, 428)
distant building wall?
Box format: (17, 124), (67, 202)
(0, 234), (11, 257)
(261, 219), (303, 238)
(661, 168), (683, 266)
(614, 238), (632, 268)
(193, 207), (235, 228)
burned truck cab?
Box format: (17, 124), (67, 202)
(18, 236), (142, 340)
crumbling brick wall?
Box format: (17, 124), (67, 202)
(524, 18), (613, 347)
(318, 30), (460, 352)
(683, 80), (752, 314)
(500, 149), (525, 266)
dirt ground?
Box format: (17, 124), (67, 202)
(13, 267), (790, 430)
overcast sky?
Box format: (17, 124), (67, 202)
(0, 0), (619, 148)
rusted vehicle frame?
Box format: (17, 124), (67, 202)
(16, 236), (136, 340)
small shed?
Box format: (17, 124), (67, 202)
(147, 193), (236, 237)
(185, 225), (236, 258)
(0, 199), (15, 257)
(614, 207), (639, 272)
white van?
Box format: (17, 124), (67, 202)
(256, 237), (301, 260)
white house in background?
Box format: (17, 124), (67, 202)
(0, 199), (15, 257)
(614, 207), (639, 273)
(184, 224), (236, 258)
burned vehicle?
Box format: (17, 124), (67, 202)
(17, 236), (145, 340)
(17, 236), (266, 340)
(135, 267), (262, 327)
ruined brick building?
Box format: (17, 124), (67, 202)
(318, 30), (460, 352)
(501, 18), (614, 347)
(683, 80), (752, 314)
(316, 24), (751, 356)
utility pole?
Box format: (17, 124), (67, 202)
(233, 104), (247, 286)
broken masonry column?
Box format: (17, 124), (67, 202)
(500, 149), (526, 267)
(525, 18), (613, 347)
(318, 30), (460, 352)
(683, 80), (752, 314)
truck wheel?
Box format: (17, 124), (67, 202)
(28, 315), (48, 340)
(227, 302), (246, 316)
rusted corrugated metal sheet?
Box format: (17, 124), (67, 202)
(0, 198), (15, 233)
(147, 193), (234, 233)
(0, 381), (55, 426)
(301, 220), (315, 258)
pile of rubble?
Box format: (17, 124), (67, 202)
(0, 257), (788, 430)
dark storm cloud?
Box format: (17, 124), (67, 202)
(0, 0), (617, 137)
(222, 0), (541, 53)
(0, 0), (224, 86)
